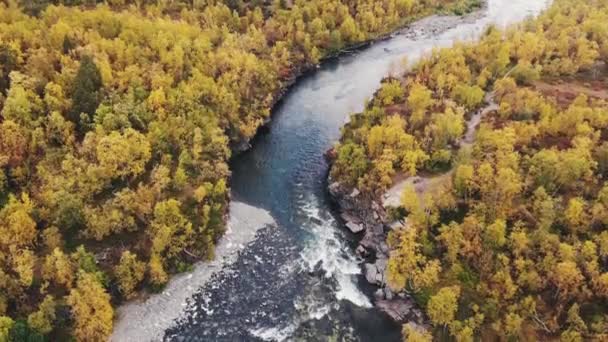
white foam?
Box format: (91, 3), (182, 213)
(111, 201), (276, 342)
(299, 196), (372, 308)
(308, 304), (331, 320)
(250, 323), (297, 342)
(250, 293), (333, 341)
(335, 273), (372, 308)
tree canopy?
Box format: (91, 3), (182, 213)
(331, 0), (608, 339)
(0, 0), (473, 339)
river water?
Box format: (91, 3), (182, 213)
(156, 1), (551, 340)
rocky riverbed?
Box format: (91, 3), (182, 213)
(328, 177), (421, 324)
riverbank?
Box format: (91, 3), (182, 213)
(328, 90), (499, 326)
(327, 0), (608, 337)
(328, 93), (496, 309)
(325, 3), (500, 325)
(110, 202), (276, 341)
(110, 4), (487, 339)
(231, 1), (486, 153)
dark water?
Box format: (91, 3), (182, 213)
(164, 1), (550, 340)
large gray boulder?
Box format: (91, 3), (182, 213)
(364, 263), (379, 284)
(345, 221), (364, 233)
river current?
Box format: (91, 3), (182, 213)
(117, 1), (551, 340)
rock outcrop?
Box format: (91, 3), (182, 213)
(327, 175), (425, 326)
(376, 299), (425, 323)
(327, 178), (388, 259)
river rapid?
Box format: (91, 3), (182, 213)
(112, 1), (551, 341)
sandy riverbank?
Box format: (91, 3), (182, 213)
(111, 201), (276, 342)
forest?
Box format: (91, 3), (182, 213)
(0, 0), (484, 340)
(330, 0), (608, 340)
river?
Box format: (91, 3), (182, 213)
(111, 1), (550, 341)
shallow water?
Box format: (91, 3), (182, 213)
(161, 1), (551, 341)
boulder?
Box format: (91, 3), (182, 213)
(349, 188), (360, 198)
(355, 245), (368, 257)
(388, 220), (403, 230)
(375, 271), (384, 284)
(364, 263), (379, 284)
(371, 201), (381, 211)
(374, 289), (384, 300)
(340, 212), (361, 225)
(376, 299), (415, 323)
(345, 221), (364, 233)
(371, 223), (384, 235)
(375, 258), (388, 283)
(359, 232), (376, 250)
(328, 182), (342, 197)
(375, 257), (388, 271)
(379, 241), (390, 254)
(384, 287), (394, 300)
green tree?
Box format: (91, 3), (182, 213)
(453, 164), (474, 200)
(0, 44), (17, 95)
(69, 56), (103, 133)
(332, 142), (368, 186)
(95, 128), (152, 181)
(0, 194), (37, 249)
(565, 197), (588, 235)
(377, 80), (404, 106)
(42, 248), (74, 289)
(452, 84), (484, 110)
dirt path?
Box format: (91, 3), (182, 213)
(533, 80), (608, 104)
(382, 94), (497, 208)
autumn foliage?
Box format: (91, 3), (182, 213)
(0, 0), (474, 339)
(331, 0), (608, 339)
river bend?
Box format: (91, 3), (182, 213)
(112, 1), (552, 340)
